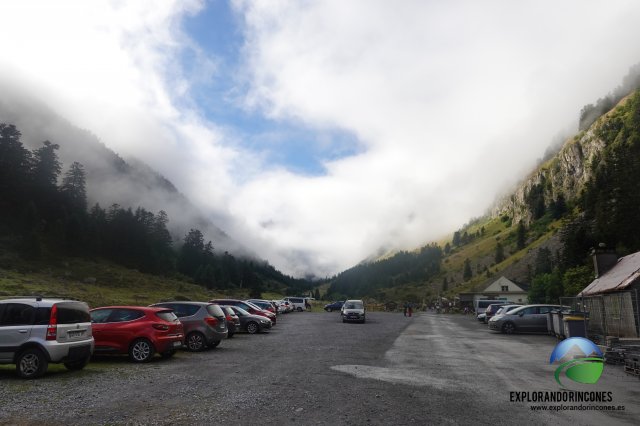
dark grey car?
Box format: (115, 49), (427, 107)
(224, 305), (272, 334)
(151, 302), (227, 351)
(488, 304), (567, 334)
(220, 306), (240, 338)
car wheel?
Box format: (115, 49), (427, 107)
(160, 350), (176, 359)
(297, 307), (303, 312)
(186, 332), (206, 352)
(227, 332), (234, 339)
(502, 322), (516, 334)
(246, 321), (259, 334)
(64, 356), (90, 371)
(16, 348), (48, 379)
(361, 318), (366, 324)
(342, 318), (346, 323)
(209, 340), (221, 349)
(129, 338), (155, 362)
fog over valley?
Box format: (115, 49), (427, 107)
(2, 0), (640, 277)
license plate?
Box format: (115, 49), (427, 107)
(173, 341), (182, 348)
(67, 330), (83, 338)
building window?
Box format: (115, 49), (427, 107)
(501, 285), (509, 292)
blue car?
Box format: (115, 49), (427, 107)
(324, 301), (344, 312)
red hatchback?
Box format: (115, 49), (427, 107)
(90, 306), (184, 362)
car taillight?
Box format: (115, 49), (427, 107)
(152, 324), (169, 331)
(204, 317), (218, 327)
(225, 315), (233, 321)
(46, 304), (58, 340)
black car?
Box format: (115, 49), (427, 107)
(484, 303), (509, 324)
(220, 306), (240, 338)
(223, 306), (272, 334)
(324, 301), (344, 312)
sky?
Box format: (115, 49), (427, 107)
(1, 0), (640, 278)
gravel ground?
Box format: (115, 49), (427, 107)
(1, 311), (638, 425)
(0, 311), (411, 425)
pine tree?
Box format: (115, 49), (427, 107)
(0, 124), (32, 224)
(516, 221), (526, 250)
(463, 259), (472, 281)
(495, 242), (505, 263)
(61, 162), (87, 213)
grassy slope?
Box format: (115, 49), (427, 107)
(0, 256), (249, 308)
(366, 214), (562, 303)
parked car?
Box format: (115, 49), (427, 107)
(273, 300), (290, 314)
(474, 299), (507, 316)
(488, 304), (568, 334)
(494, 304), (522, 317)
(209, 299), (276, 325)
(220, 306), (240, 338)
(0, 297), (94, 379)
(324, 301), (344, 312)
(223, 306), (272, 334)
(90, 306), (184, 362)
(284, 297), (306, 312)
(341, 300), (366, 323)
(484, 303), (510, 323)
(247, 299), (277, 315)
(281, 301), (293, 313)
(150, 302), (227, 351)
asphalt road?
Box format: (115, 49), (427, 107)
(1, 311), (639, 425)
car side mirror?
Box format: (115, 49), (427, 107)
(518, 311), (525, 317)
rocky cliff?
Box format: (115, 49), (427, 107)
(491, 94), (633, 225)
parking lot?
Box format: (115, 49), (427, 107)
(1, 311), (639, 425)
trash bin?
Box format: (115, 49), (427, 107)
(551, 310), (564, 338)
(563, 314), (588, 338)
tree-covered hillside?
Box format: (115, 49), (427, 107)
(323, 66), (640, 306)
(0, 123), (311, 299)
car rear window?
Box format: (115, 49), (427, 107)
(56, 302), (91, 324)
(206, 304), (225, 318)
(289, 298), (303, 303)
(159, 303), (200, 317)
(155, 311), (178, 322)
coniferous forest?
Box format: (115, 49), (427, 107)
(0, 123), (310, 298)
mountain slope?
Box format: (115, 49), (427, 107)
(0, 80), (238, 253)
(327, 81), (640, 303)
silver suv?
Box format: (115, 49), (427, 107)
(0, 297), (94, 378)
(341, 300), (366, 323)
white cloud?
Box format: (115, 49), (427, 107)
(229, 0), (640, 275)
(2, 0), (640, 277)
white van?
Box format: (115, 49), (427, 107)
(284, 297), (306, 312)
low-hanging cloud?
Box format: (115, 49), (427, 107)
(2, 0), (640, 277)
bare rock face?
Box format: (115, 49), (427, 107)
(491, 96), (629, 225)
